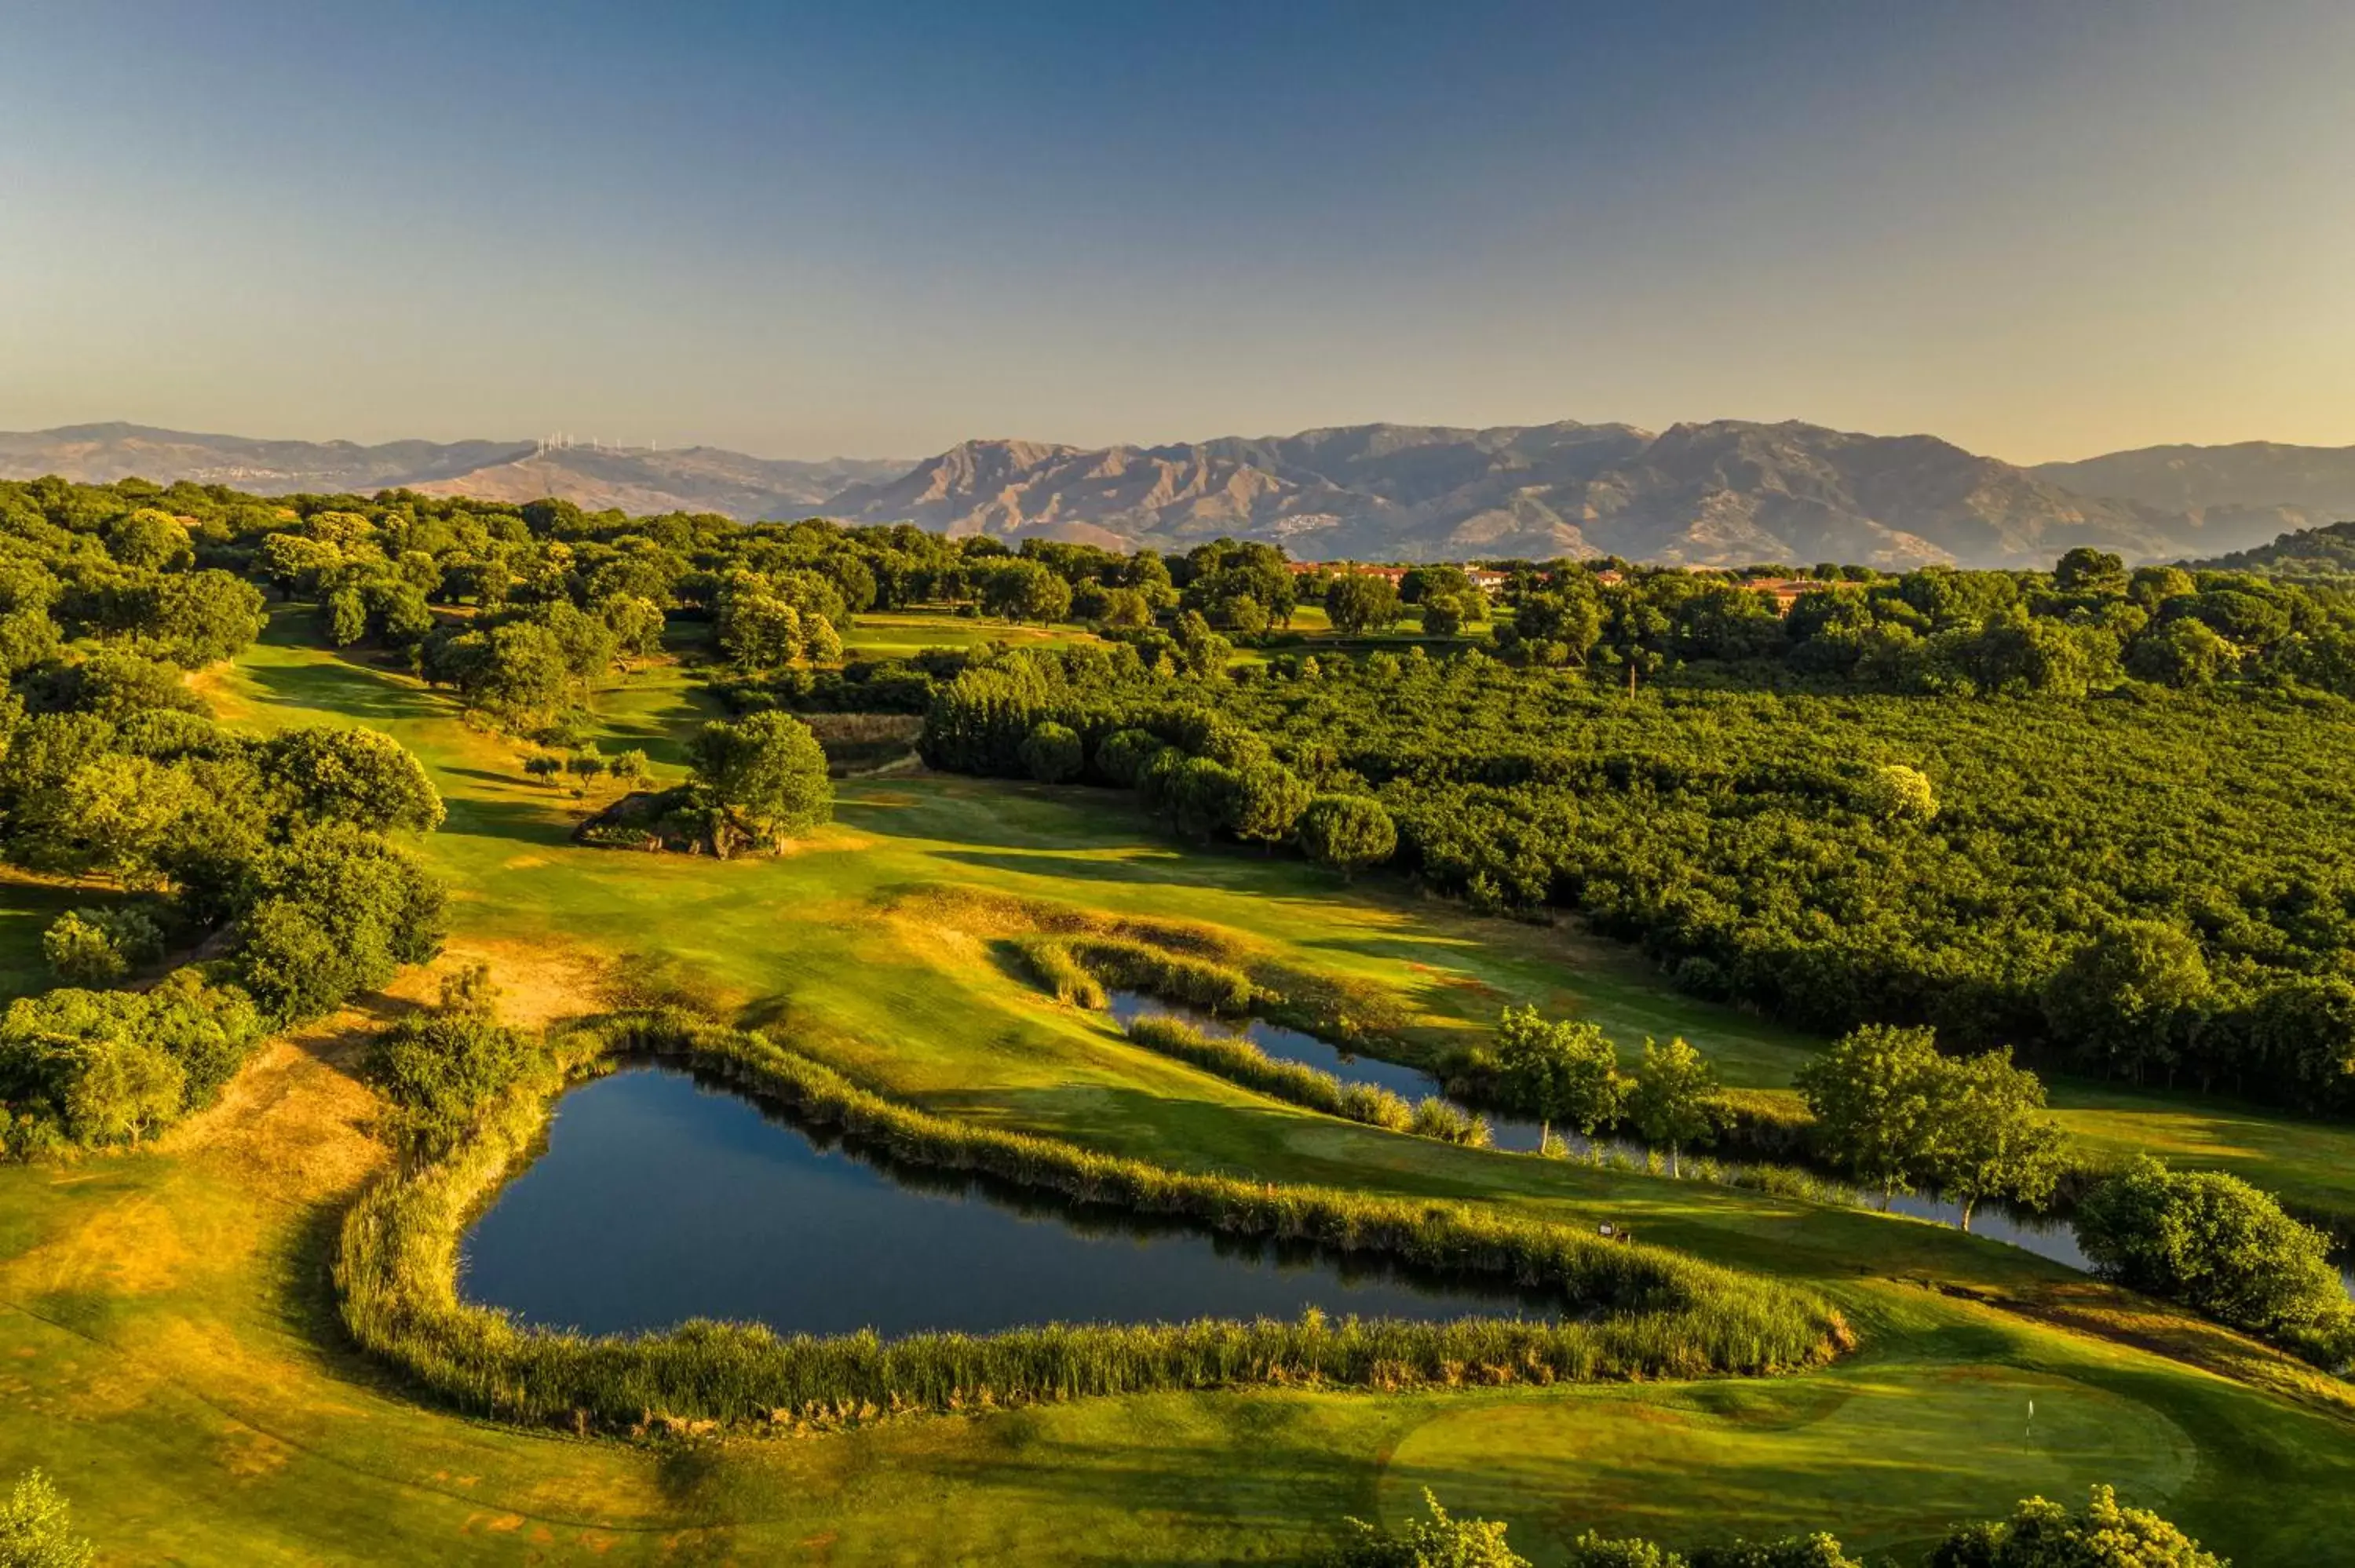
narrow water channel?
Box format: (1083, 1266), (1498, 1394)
(458, 1066), (1568, 1338)
(1103, 991), (2101, 1277)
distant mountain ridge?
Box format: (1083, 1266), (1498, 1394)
(3, 418), (2344, 569)
(823, 420), (2317, 569)
(2032, 442), (2355, 518)
(0, 422), (907, 520)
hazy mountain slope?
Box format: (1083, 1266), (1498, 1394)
(2033, 442), (2355, 518)
(0, 423), (906, 519)
(824, 419), (2240, 568)
(0, 422), (533, 490)
(407, 447), (907, 518)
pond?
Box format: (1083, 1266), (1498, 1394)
(458, 1065), (1568, 1338)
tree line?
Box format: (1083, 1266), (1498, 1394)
(0, 477), (448, 1158)
(907, 632), (2355, 1121)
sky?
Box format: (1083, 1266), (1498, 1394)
(1, 1), (2350, 464)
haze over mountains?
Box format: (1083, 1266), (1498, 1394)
(5, 418), (2345, 571)
(0, 424), (907, 522)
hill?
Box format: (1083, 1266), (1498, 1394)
(0, 422), (907, 520)
(826, 419), (2280, 569)
(2183, 518), (2355, 577)
(2032, 440), (2355, 517)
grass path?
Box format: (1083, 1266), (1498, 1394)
(1, 629), (2353, 1563)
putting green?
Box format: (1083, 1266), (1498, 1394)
(1377, 1363), (2195, 1562)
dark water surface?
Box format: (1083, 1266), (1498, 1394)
(458, 1066), (1566, 1337)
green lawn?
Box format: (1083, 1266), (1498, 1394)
(2, 630), (2352, 1564)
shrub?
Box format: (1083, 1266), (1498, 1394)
(42, 906), (165, 985)
(1095, 728), (1168, 787)
(1018, 722), (1085, 784)
(1925, 1486), (2222, 1568)
(2074, 1154), (2346, 1340)
(1331, 1490), (1527, 1567)
(0, 968), (263, 1153)
(1299, 795), (1397, 876)
(365, 965), (538, 1154)
(1410, 1097), (1491, 1147)
(0, 1467), (94, 1568)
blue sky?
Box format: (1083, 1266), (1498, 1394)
(2, 1), (2349, 460)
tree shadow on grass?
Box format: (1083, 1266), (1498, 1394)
(239, 658), (449, 724)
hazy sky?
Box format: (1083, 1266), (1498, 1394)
(2, 1), (2350, 462)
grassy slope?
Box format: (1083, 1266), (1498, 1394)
(2, 625), (2353, 1563)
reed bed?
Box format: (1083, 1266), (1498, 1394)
(1123, 1014), (1415, 1132)
(336, 1011), (1849, 1433)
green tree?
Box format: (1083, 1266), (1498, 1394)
(1625, 1035), (1719, 1175)
(1926, 1486), (2223, 1568)
(473, 620), (572, 723)
(980, 560), (1073, 624)
(1919, 1045), (2068, 1231)
(42, 906), (163, 986)
(0, 1468), (95, 1568)
(1492, 1005), (1623, 1145)
(1793, 1024), (1942, 1202)
(60, 1035), (184, 1147)
(1018, 721), (1084, 784)
(1298, 794), (1397, 877)
(687, 711), (833, 853)
(1860, 763), (1937, 822)
(1596, 596), (1670, 696)
(103, 507), (194, 571)
(257, 725), (446, 833)
(716, 585), (803, 669)
(803, 611), (845, 665)
(2043, 920), (2211, 1085)
(2075, 1154), (2343, 1337)
(233, 824), (447, 1024)
(364, 963), (535, 1151)
(600, 593), (668, 658)
(2127, 617), (2235, 687)
(1325, 573), (1404, 636)
(1169, 755), (1242, 840)
(2054, 547), (2129, 595)
(1094, 728), (1168, 786)
(1230, 762), (1311, 848)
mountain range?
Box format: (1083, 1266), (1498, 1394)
(4, 418), (2346, 571)
(0, 423), (906, 522)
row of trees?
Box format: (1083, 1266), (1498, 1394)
(1476, 547), (2355, 702)
(1794, 1026), (2066, 1230)
(1333, 1486), (2222, 1568)
(1454, 1006), (1722, 1171)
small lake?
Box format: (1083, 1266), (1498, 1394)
(458, 1066), (1567, 1337)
